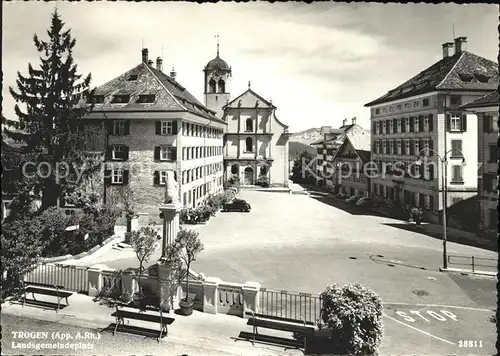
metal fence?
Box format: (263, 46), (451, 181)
(447, 255), (497, 273)
(24, 264), (89, 294)
(259, 288), (322, 324)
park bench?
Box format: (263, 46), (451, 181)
(22, 282), (72, 313)
(241, 311), (316, 350)
(112, 304), (175, 342)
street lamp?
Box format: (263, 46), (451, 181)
(415, 147), (466, 270)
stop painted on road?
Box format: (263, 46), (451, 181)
(395, 309), (458, 323)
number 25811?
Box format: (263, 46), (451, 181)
(459, 340), (483, 348)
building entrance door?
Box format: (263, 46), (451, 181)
(244, 167), (254, 185)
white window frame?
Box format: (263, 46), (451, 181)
(396, 119), (401, 133)
(382, 121), (386, 133)
(113, 121), (125, 135)
(414, 141), (420, 155)
(397, 141), (402, 155)
(113, 145), (125, 160)
(423, 140), (430, 154)
(424, 115), (429, 131)
(375, 122), (379, 133)
(450, 115), (461, 131)
(159, 171), (168, 185)
(161, 121), (173, 135)
(405, 118), (410, 132)
(389, 121), (393, 133)
(414, 118), (419, 132)
(160, 146), (172, 161)
(112, 169), (124, 184)
(405, 141), (410, 155)
(451, 165), (463, 183)
(389, 141), (393, 155)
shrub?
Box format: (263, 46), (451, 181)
(255, 175), (270, 187)
(318, 283), (384, 355)
(79, 203), (121, 248)
(37, 207), (74, 257)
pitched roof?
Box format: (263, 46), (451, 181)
(225, 88), (275, 109)
(86, 62), (223, 123)
(365, 52), (498, 107)
(461, 90), (499, 109)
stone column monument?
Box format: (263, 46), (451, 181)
(156, 171), (183, 310)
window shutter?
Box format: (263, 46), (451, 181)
(372, 121), (376, 132)
(123, 170), (129, 185)
(174, 171), (178, 182)
(154, 146), (160, 160)
(386, 120), (390, 134)
(124, 121), (130, 135)
(154, 171), (160, 185)
(409, 117), (414, 132)
(155, 121), (161, 135)
(393, 118), (398, 132)
(461, 114), (467, 131)
(429, 140), (433, 156)
(418, 115), (424, 132)
(106, 146), (113, 160)
(409, 140), (414, 155)
(446, 114), (451, 131)
(419, 140), (423, 152)
(401, 118), (406, 133)
(104, 169), (111, 185)
(107, 120), (114, 135)
(428, 114), (433, 131)
(171, 147), (177, 161)
(429, 165), (434, 181)
(401, 141), (406, 155)
(172, 120), (178, 135)
(124, 146), (129, 160)
(483, 116), (492, 133)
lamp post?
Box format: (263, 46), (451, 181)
(415, 147), (466, 270)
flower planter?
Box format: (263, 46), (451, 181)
(178, 298), (194, 316)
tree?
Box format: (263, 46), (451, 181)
(126, 223), (160, 300)
(318, 283), (384, 355)
(4, 9), (98, 213)
(291, 149), (316, 183)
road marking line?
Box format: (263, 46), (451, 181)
(384, 303), (492, 312)
(383, 313), (455, 345)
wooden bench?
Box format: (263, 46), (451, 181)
(112, 304), (174, 342)
(243, 311), (315, 350)
(23, 282), (72, 313)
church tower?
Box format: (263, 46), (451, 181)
(204, 37), (232, 119)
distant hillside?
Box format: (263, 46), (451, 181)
(289, 141), (317, 160)
(289, 127), (322, 144)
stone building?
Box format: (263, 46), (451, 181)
(203, 48), (290, 187)
(365, 37), (498, 223)
(82, 48), (226, 217)
(462, 90), (498, 237)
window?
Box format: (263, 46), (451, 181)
(489, 145), (498, 163)
(157, 146), (175, 161)
(405, 141), (410, 156)
(451, 165), (463, 183)
(413, 101), (420, 108)
(113, 121), (126, 135)
(161, 121), (173, 135)
(245, 137), (253, 152)
(218, 79), (225, 93)
(483, 173), (495, 192)
(405, 118), (410, 133)
(397, 141), (402, 155)
(159, 171), (168, 185)
(397, 119), (401, 133)
(423, 140), (430, 155)
(389, 141), (393, 155)
(112, 145), (127, 160)
(128, 74), (138, 81)
(404, 103), (410, 109)
(389, 120), (393, 133)
(375, 108), (380, 115)
(451, 140), (463, 158)
(450, 95), (461, 106)
(414, 141), (420, 156)
(489, 209), (497, 230)
(375, 122), (379, 134)
(423, 115), (429, 131)
(209, 79), (216, 93)
(112, 169), (124, 184)
(422, 98), (429, 107)
(429, 196), (434, 211)
(382, 141), (387, 154)
(245, 119), (253, 132)
(382, 121), (386, 133)
(450, 115), (461, 131)
(111, 95), (130, 104)
(483, 115), (499, 133)
(87, 94), (104, 104)
(389, 106), (394, 113)
(414, 117), (419, 132)
(136, 94), (155, 103)
(397, 104), (401, 110)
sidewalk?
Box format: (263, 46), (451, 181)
(2, 294), (301, 356)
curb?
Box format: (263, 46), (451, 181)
(40, 234), (124, 264)
(439, 267), (497, 277)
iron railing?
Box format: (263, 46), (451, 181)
(447, 255), (497, 273)
(259, 288), (322, 324)
(24, 264), (90, 294)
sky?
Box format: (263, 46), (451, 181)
(2, 2), (498, 133)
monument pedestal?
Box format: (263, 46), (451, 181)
(159, 203), (182, 256)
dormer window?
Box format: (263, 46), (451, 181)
(458, 73), (474, 82)
(128, 74), (138, 81)
(86, 95), (104, 104)
(136, 94), (155, 103)
(474, 73), (490, 83)
(111, 95), (130, 104)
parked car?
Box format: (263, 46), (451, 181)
(355, 197), (373, 206)
(336, 193), (348, 199)
(222, 199), (251, 212)
(345, 196), (359, 204)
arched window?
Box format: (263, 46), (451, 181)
(260, 165), (268, 175)
(231, 164), (239, 175)
(245, 137), (253, 152)
(209, 79), (216, 93)
(218, 79), (225, 93)
(245, 119), (253, 132)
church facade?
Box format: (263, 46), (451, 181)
(203, 48), (290, 187)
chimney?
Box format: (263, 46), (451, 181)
(170, 67), (177, 80)
(148, 59), (153, 66)
(442, 42), (454, 58)
(351, 117), (357, 125)
(141, 48), (149, 63)
(156, 57), (163, 72)
(454, 37), (467, 55)
(342, 118), (348, 127)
